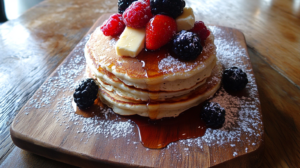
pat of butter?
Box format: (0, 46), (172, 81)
(116, 27), (146, 57)
(176, 7), (195, 31)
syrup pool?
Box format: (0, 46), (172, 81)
(74, 99), (206, 149)
(127, 104), (206, 149)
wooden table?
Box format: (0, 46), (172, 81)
(0, 0), (299, 167)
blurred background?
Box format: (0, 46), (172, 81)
(0, 0), (43, 22)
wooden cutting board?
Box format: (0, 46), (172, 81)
(10, 14), (264, 168)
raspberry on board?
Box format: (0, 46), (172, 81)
(123, 0), (153, 28)
(172, 30), (202, 61)
(190, 21), (210, 42)
(100, 13), (125, 36)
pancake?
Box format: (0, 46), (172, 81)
(96, 74), (207, 101)
(85, 50), (216, 92)
(85, 27), (217, 91)
(86, 51), (217, 101)
(93, 62), (222, 119)
(85, 27), (221, 119)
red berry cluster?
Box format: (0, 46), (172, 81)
(100, 0), (210, 56)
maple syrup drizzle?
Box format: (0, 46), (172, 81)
(82, 35), (215, 148)
(136, 46), (171, 119)
(75, 100), (206, 149)
(126, 104), (206, 149)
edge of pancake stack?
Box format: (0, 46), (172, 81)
(84, 27), (222, 119)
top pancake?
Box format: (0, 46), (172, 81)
(86, 28), (216, 85)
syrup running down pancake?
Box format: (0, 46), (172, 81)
(85, 27), (221, 119)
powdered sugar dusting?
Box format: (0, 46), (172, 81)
(108, 36), (118, 47)
(174, 26), (262, 149)
(158, 56), (197, 73)
(93, 27), (118, 52)
(21, 26), (262, 162)
(157, 40), (215, 74)
(23, 34), (134, 139)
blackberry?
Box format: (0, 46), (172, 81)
(172, 30), (202, 61)
(150, 0), (185, 19)
(118, 0), (138, 14)
(222, 67), (248, 91)
(73, 78), (98, 109)
(200, 102), (225, 128)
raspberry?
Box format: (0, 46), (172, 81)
(200, 102), (225, 128)
(123, 0), (153, 28)
(100, 13), (125, 36)
(150, 0), (185, 19)
(190, 21), (210, 42)
(73, 78), (98, 109)
(118, 0), (137, 14)
(172, 30), (202, 61)
(222, 67), (248, 91)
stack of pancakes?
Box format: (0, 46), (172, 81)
(85, 28), (222, 119)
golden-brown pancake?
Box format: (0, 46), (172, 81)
(85, 27), (221, 119)
(94, 62), (222, 119)
(85, 28), (217, 91)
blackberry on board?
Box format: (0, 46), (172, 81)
(200, 102), (225, 128)
(150, 0), (185, 19)
(172, 30), (202, 61)
(73, 78), (98, 109)
(222, 67), (248, 91)
(118, 0), (138, 14)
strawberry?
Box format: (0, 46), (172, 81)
(146, 15), (177, 50)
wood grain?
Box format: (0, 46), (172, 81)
(0, 0), (117, 164)
(188, 0), (300, 87)
(249, 48), (300, 168)
(0, 147), (76, 168)
(0, 0), (300, 167)
(10, 14), (264, 168)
